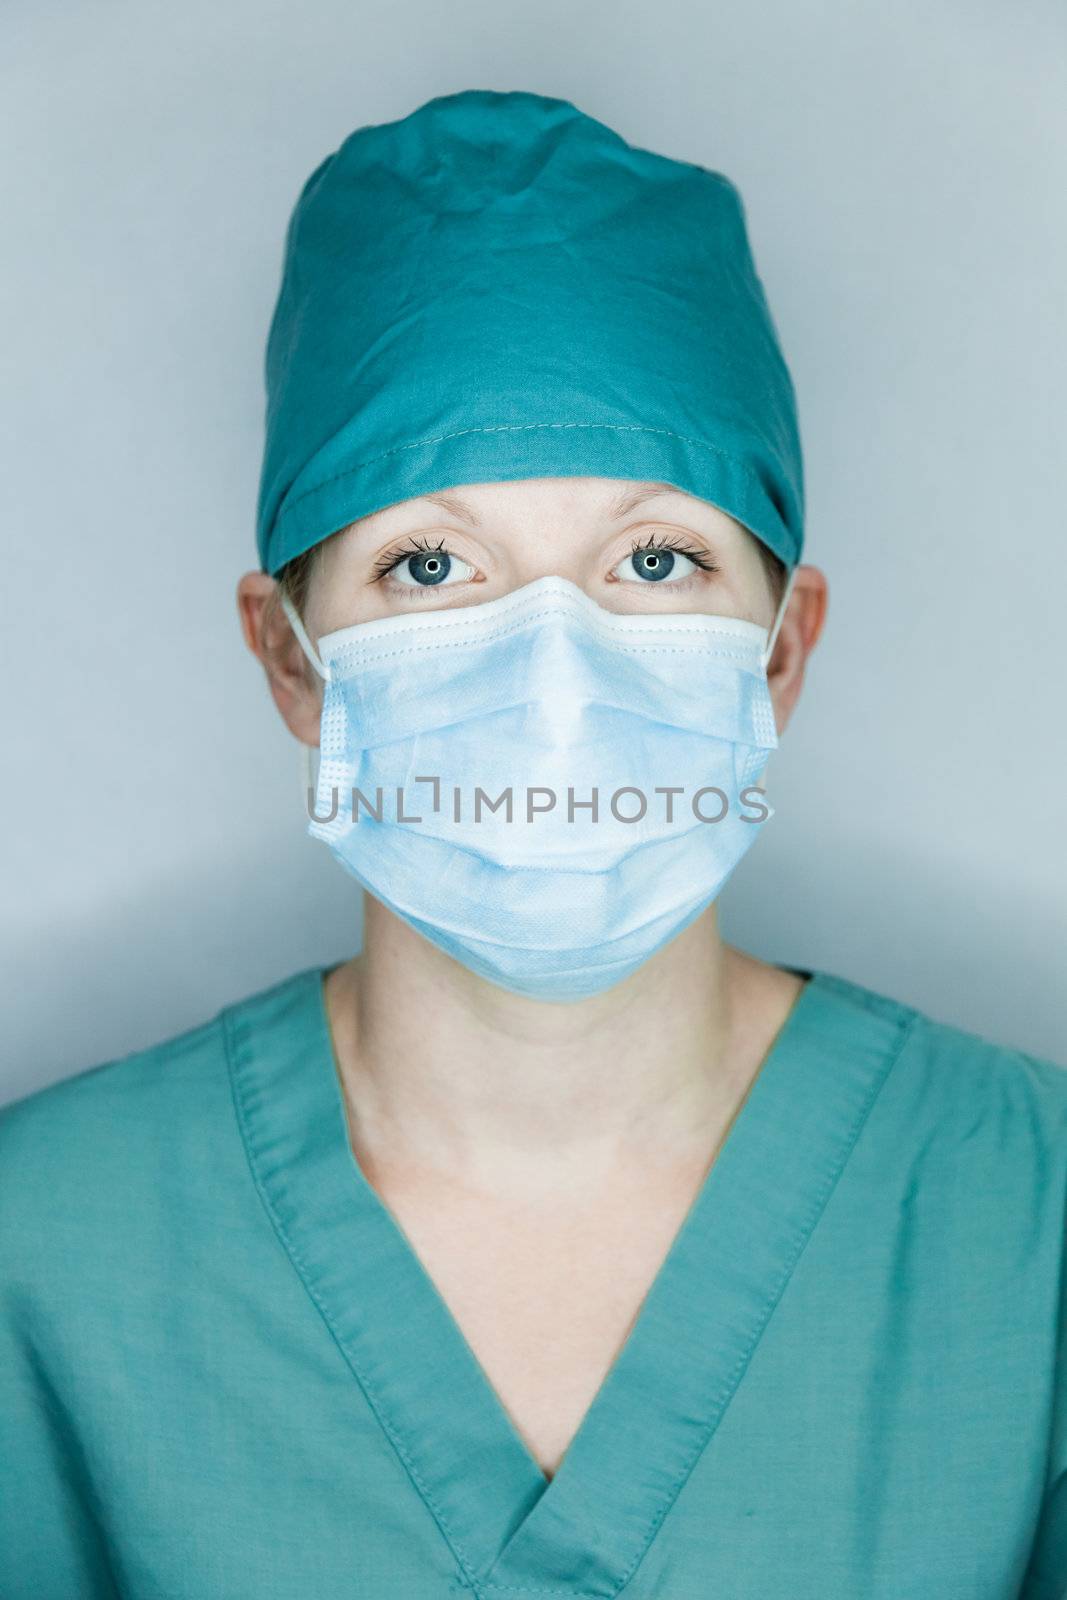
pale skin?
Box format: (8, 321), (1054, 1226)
(237, 476), (828, 1481)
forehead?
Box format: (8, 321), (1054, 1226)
(386, 480), (723, 527)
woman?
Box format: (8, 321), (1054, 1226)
(2, 88), (1065, 1599)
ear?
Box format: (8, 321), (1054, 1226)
(236, 571), (323, 747)
(764, 564), (828, 736)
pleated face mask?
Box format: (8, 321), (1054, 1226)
(282, 569), (794, 1002)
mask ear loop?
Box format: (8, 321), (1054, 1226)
(759, 563), (798, 673)
(279, 592), (331, 682)
(279, 590), (331, 811)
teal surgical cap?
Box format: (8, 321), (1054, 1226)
(256, 88), (804, 577)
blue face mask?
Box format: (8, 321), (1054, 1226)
(282, 570), (795, 1003)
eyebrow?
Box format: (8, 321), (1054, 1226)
(415, 482), (683, 527)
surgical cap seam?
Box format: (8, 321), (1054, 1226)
(275, 420), (785, 520)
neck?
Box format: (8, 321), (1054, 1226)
(323, 901), (804, 1199)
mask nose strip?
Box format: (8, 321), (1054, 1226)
(521, 615), (589, 746)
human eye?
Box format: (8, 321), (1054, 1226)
(370, 536), (476, 592)
(612, 533), (721, 586)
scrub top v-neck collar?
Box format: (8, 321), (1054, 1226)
(225, 965), (914, 1600)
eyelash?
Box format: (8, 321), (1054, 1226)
(629, 533), (720, 575)
(370, 535), (448, 582)
(370, 533), (721, 584)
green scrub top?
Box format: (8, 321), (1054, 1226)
(2, 963), (1065, 1598)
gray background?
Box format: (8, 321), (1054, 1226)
(3, 0), (1065, 1106)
